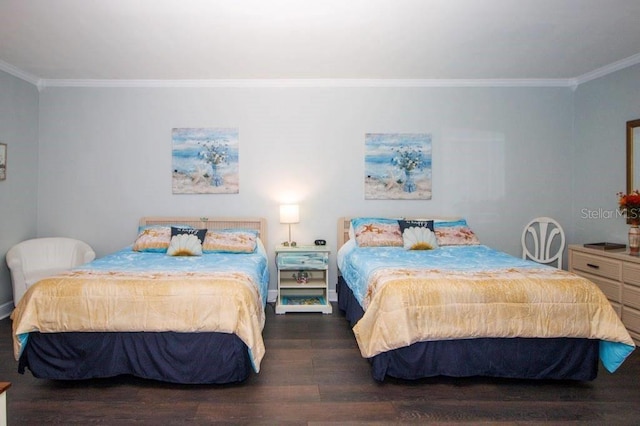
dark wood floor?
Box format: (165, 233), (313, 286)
(2, 303), (640, 425)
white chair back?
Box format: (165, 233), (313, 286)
(521, 217), (565, 269)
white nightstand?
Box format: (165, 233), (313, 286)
(275, 245), (332, 314)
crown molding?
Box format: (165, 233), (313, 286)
(574, 53), (640, 86)
(0, 59), (40, 87)
(38, 77), (575, 89)
(2, 56), (638, 90)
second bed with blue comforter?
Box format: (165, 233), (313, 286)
(337, 217), (635, 381)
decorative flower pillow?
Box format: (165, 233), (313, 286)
(203, 229), (258, 253)
(167, 226), (207, 256)
(351, 217), (403, 247)
(434, 219), (481, 246)
(398, 219), (438, 250)
(132, 226), (172, 253)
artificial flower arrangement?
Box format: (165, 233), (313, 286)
(617, 189), (640, 222)
(199, 139), (228, 186)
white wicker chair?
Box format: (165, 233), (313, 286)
(6, 237), (95, 306)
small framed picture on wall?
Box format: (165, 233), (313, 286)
(0, 143), (6, 181)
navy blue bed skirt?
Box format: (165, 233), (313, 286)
(337, 276), (599, 382)
(19, 331), (253, 384)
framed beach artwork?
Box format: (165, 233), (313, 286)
(365, 133), (432, 200)
(0, 143), (6, 181)
(172, 128), (239, 194)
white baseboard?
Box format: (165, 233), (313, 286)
(0, 301), (14, 320)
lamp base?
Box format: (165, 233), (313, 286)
(283, 223), (296, 246)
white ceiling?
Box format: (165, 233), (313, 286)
(1, 0), (640, 87)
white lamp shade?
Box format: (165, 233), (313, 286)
(280, 204), (300, 224)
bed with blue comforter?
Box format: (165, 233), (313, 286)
(12, 217), (269, 384)
(337, 217), (635, 382)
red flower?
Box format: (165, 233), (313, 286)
(618, 190), (640, 219)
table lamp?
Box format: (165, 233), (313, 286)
(280, 204), (299, 246)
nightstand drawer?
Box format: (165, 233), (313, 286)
(277, 252), (328, 269)
(571, 252), (622, 281)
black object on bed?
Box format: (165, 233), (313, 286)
(19, 331), (252, 384)
(337, 276), (599, 382)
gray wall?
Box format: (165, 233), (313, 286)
(36, 85), (575, 291)
(0, 70), (39, 313)
(4, 65), (639, 308)
(573, 63), (640, 245)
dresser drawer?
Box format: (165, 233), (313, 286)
(576, 273), (622, 303)
(623, 262), (640, 287)
(570, 252), (622, 281)
(623, 306), (640, 336)
(612, 301), (623, 318)
(624, 284), (640, 311)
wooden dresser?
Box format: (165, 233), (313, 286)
(569, 244), (640, 344)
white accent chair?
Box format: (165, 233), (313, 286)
(6, 237), (96, 306)
(521, 217), (566, 269)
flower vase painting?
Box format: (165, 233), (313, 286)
(365, 133), (432, 200)
(172, 128), (239, 194)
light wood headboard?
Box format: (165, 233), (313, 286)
(140, 216), (267, 248)
(337, 216), (462, 250)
